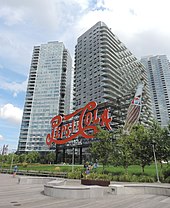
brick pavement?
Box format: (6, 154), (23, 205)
(0, 173), (170, 208)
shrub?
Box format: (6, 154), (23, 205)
(138, 175), (155, 183)
(130, 175), (139, 182)
(22, 162), (28, 168)
(54, 167), (60, 171)
(162, 166), (170, 180)
(102, 170), (123, 176)
(82, 173), (111, 181)
(132, 172), (149, 177)
(111, 171), (122, 176)
(59, 166), (71, 172)
(74, 166), (84, 172)
(1, 163), (9, 168)
(118, 174), (131, 182)
(103, 170), (110, 175)
(95, 173), (112, 181)
(111, 175), (119, 181)
(164, 176), (170, 183)
(67, 171), (81, 179)
(85, 172), (97, 180)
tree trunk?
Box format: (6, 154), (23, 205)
(160, 161), (163, 169)
(124, 165), (128, 174)
(141, 165), (145, 173)
(102, 164), (105, 174)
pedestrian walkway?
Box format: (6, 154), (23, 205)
(0, 173), (170, 208)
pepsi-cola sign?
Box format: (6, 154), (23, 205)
(46, 101), (112, 145)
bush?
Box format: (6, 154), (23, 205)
(58, 166), (70, 172)
(118, 174), (131, 182)
(111, 171), (122, 176)
(103, 170), (123, 176)
(132, 172), (149, 177)
(138, 175), (155, 183)
(162, 166), (170, 180)
(103, 170), (110, 175)
(85, 172), (97, 180)
(111, 175), (119, 181)
(164, 176), (170, 183)
(0, 163), (9, 168)
(83, 173), (111, 181)
(111, 174), (155, 183)
(130, 175), (139, 182)
(74, 166), (84, 172)
(54, 167), (60, 171)
(96, 173), (112, 181)
(67, 171), (81, 179)
(22, 162), (28, 168)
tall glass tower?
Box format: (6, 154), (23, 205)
(141, 55), (170, 126)
(74, 21), (152, 126)
(17, 41), (72, 153)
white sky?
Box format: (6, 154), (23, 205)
(0, 0), (170, 150)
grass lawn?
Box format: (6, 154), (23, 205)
(1, 162), (167, 178)
(2, 162), (169, 182)
(102, 164), (163, 177)
(2, 163), (164, 177)
(17, 164), (76, 172)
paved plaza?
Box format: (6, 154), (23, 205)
(0, 173), (170, 208)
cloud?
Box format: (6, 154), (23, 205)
(122, 29), (170, 60)
(0, 134), (4, 141)
(0, 30), (33, 75)
(0, 0), (86, 30)
(0, 78), (27, 97)
(0, 0), (170, 74)
(0, 103), (23, 124)
(73, 0), (170, 60)
(0, 6), (25, 26)
(0, 0), (89, 75)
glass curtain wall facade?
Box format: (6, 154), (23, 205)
(74, 21), (152, 125)
(17, 41), (72, 153)
(141, 55), (170, 127)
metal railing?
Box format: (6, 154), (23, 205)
(0, 169), (68, 178)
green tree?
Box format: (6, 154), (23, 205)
(46, 152), (56, 164)
(162, 124), (170, 163)
(26, 151), (40, 163)
(113, 131), (134, 173)
(18, 154), (27, 163)
(4, 153), (19, 165)
(0, 154), (6, 168)
(90, 127), (113, 172)
(130, 124), (153, 173)
(149, 121), (170, 167)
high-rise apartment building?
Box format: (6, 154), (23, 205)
(17, 41), (72, 153)
(74, 21), (152, 127)
(33, 22), (152, 164)
(141, 55), (170, 127)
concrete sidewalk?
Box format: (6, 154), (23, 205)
(0, 173), (170, 208)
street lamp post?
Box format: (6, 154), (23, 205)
(152, 141), (160, 183)
(10, 151), (15, 173)
(72, 146), (75, 172)
(71, 139), (82, 172)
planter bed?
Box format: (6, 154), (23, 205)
(81, 179), (110, 186)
